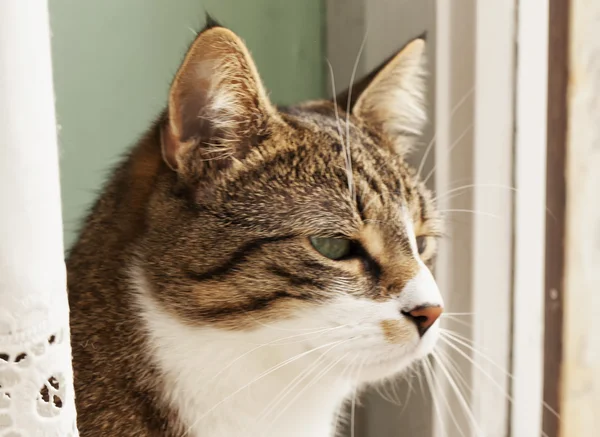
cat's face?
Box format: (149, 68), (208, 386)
(139, 24), (443, 383)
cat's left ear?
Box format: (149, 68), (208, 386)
(336, 38), (427, 154)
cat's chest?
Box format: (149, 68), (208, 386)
(186, 385), (349, 437)
(159, 341), (352, 437)
(135, 282), (352, 437)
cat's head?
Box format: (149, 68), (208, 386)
(137, 23), (443, 382)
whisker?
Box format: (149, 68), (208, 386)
(262, 352), (351, 436)
(250, 326), (350, 345)
(203, 325), (350, 390)
(350, 356), (367, 437)
(434, 348), (473, 434)
(332, 356), (358, 436)
(326, 59), (352, 197)
(350, 385), (357, 437)
(344, 31), (369, 202)
(434, 180), (558, 223)
(326, 59), (346, 140)
(438, 209), (501, 219)
(424, 122), (473, 185)
(423, 357), (453, 437)
(415, 361), (427, 399)
(435, 346), (473, 399)
(417, 86), (475, 179)
(417, 133), (437, 179)
(433, 183), (518, 203)
(432, 351), (484, 436)
(441, 315), (473, 329)
(441, 328), (560, 422)
(375, 382), (399, 406)
(184, 337), (354, 434)
(398, 377), (414, 416)
(256, 345), (334, 424)
(247, 311), (346, 332)
(381, 374), (403, 407)
(438, 335), (553, 437)
(430, 355), (473, 436)
(441, 329), (512, 377)
(446, 180), (557, 224)
(441, 328), (489, 347)
(439, 335), (513, 403)
(441, 312), (474, 317)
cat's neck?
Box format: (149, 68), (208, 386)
(132, 267), (353, 437)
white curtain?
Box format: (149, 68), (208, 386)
(0, 1), (78, 435)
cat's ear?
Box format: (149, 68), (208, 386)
(337, 38), (427, 154)
(161, 26), (278, 174)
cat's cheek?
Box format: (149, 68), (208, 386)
(311, 296), (420, 346)
(303, 294), (442, 379)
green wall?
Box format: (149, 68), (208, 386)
(50, 0), (325, 248)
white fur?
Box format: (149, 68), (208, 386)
(403, 206), (444, 311)
(131, 217), (442, 437)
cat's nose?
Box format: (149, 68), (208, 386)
(403, 305), (443, 337)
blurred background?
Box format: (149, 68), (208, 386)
(47, 1), (598, 436)
(50, 0), (325, 248)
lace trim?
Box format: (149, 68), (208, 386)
(0, 309), (78, 436)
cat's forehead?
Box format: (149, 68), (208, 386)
(219, 102), (409, 199)
(204, 103), (434, 236)
(278, 101), (368, 141)
(274, 102), (417, 195)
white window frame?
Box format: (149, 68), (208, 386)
(328, 0), (549, 436)
(435, 1), (515, 435)
(511, 1), (549, 436)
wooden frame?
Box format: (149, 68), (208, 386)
(543, 0), (569, 435)
(559, 0), (600, 434)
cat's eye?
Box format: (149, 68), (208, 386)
(309, 237), (352, 260)
(416, 236), (427, 255)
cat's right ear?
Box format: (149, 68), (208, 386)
(161, 25), (279, 177)
(333, 51), (397, 113)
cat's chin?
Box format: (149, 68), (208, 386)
(347, 324), (440, 384)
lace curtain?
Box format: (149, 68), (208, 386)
(0, 1), (78, 435)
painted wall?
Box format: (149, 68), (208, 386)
(49, 0), (324, 248)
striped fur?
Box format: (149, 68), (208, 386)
(68, 23), (443, 437)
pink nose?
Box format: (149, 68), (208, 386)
(403, 305), (443, 336)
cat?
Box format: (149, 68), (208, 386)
(67, 17), (443, 437)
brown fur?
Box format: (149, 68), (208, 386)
(67, 23), (441, 436)
(380, 319), (413, 344)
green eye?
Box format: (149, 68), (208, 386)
(309, 237), (351, 260)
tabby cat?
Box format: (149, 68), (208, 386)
(68, 18), (443, 437)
